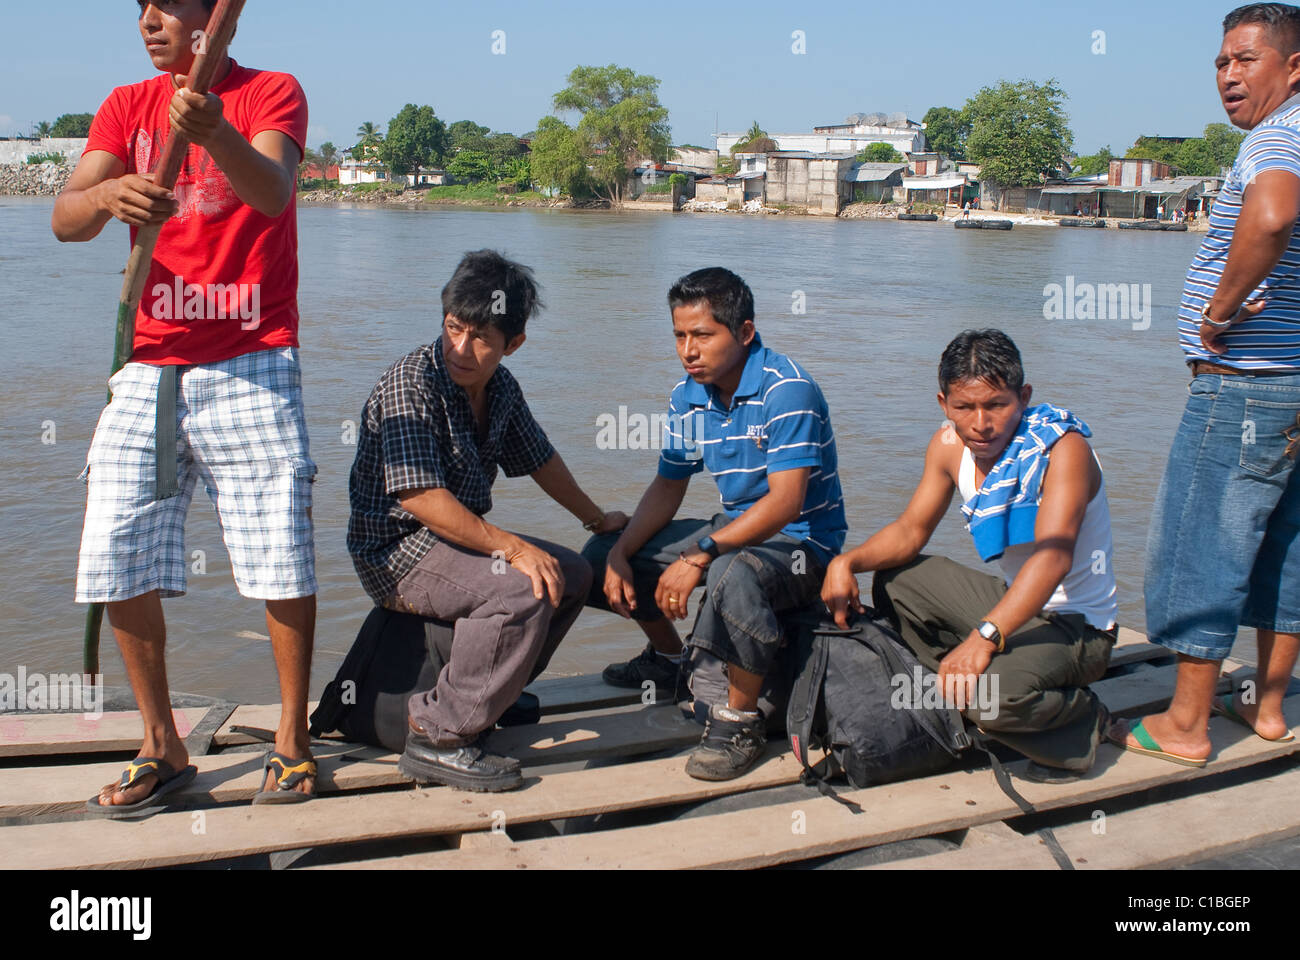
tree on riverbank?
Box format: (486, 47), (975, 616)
(34, 121), (52, 138)
(1072, 145), (1113, 177)
(964, 79), (1073, 190)
(50, 113), (93, 138)
(379, 105), (449, 182)
(1125, 124), (1243, 177)
(353, 121), (383, 159)
(534, 64), (670, 207)
(857, 142), (903, 163)
(922, 106), (970, 160)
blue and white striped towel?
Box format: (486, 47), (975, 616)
(960, 404), (1092, 562)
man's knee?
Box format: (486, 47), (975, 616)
(560, 551), (595, 601)
(705, 549), (764, 605)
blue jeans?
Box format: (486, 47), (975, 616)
(1145, 372), (1300, 660)
(582, 516), (826, 677)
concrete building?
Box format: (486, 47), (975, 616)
(715, 112), (925, 158)
(339, 158), (386, 185)
(669, 146), (718, 175)
(764, 151), (856, 215)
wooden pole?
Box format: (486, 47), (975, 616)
(84, 0), (249, 676)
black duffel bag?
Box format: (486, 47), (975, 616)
(308, 606), (539, 753)
(785, 605), (970, 790)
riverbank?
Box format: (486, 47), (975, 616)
(0, 160), (71, 197)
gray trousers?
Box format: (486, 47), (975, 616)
(872, 554), (1116, 771)
(389, 535), (593, 746)
(582, 516), (825, 678)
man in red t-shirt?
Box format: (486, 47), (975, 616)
(54, 0), (318, 814)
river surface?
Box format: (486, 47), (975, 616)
(0, 198), (1267, 703)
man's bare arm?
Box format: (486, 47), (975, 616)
(170, 85), (298, 217)
(980, 431), (1098, 641)
(706, 466), (810, 553)
(52, 150), (178, 242)
(822, 428), (957, 626)
(530, 452), (625, 533)
(1203, 169), (1300, 352)
(396, 487), (565, 606)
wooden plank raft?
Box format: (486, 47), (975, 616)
(316, 696), (1300, 870)
(0, 648), (1208, 821)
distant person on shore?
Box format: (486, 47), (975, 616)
(963, 201), (971, 219)
(347, 250), (626, 792)
(53, 0), (318, 814)
(582, 268), (847, 781)
(822, 330), (1119, 779)
(1113, 2), (1300, 765)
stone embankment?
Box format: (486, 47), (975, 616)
(0, 161), (72, 197)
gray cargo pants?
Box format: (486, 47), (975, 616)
(389, 535), (593, 746)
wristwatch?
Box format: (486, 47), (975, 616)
(1200, 301), (1234, 330)
(697, 535), (721, 559)
(976, 620), (1005, 653)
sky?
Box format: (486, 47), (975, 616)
(0, 0), (1248, 155)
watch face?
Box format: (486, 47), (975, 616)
(978, 622), (999, 641)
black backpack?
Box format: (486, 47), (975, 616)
(784, 606), (970, 790)
(308, 606), (539, 753)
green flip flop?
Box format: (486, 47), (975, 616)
(1108, 718), (1208, 768)
(1212, 695), (1296, 743)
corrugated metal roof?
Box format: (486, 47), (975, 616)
(1041, 184), (1102, 195)
(849, 163), (906, 182)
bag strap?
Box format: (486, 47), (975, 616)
(967, 731), (1074, 871)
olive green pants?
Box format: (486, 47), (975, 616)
(872, 555), (1116, 771)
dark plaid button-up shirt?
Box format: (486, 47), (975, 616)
(347, 337), (556, 603)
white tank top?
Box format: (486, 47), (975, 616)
(959, 446), (1118, 631)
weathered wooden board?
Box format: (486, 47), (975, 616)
(317, 698), (1299, 870)
(0, 703), (701, 819)
(871, 763), (1300, 870)
(0, 654), (1229, 820)
(0, 708), (211, 758)
(5, 745), (800, 870)
(2, 632), (1160, 755)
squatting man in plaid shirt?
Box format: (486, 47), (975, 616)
(347, 250), (627, 792)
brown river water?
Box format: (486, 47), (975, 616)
(0, 198), (1269, 704)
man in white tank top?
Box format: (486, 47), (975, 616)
(822, 330), (1119, 777)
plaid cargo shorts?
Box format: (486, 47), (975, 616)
(75, 346), (317, 603)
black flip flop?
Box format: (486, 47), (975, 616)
(85, 757), (198, 820)
(252, 751), (317, 805)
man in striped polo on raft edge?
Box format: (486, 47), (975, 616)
(822, 330), (1120, 781)
(54, 0), (318, 813)
(583, 267), (847, 781)
(1112, 2), (1300, 765)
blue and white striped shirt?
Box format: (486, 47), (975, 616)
(658, 334), (847, 561)
(1178, 92), (1300, 370)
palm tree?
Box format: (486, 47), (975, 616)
(355, 121), (383, 159)
(35, 121), (51, 138)
(745, 121), (766, 142)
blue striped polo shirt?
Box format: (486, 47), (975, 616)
(658, 333), (847, 561)
(1178, 92), (1300, 370)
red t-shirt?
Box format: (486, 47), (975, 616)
(85, 60), (308, 365)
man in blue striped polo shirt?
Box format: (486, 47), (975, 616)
(583, 267), (847, 780)
(1113, 3), (1300, 766)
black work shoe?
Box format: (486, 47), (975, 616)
(602, 642), (680, 699)
(685, 704), (767, 781)
(398, 723), (523, 793)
